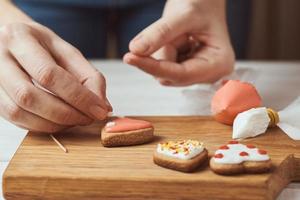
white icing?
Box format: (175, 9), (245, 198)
(105, 121), (116, 127)
(233, 107), (270, 139)
(213, 143), (270, 164)
(156, 140), (204, 160)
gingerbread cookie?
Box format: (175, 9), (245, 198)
(153, 140), (208, 172)
(101, 117), (154, 147)
(210, 141), (272, 175)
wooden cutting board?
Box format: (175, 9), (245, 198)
(3, 116), (300, 200)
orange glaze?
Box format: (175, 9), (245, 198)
(211, 80), (262, 125)
(105, 117), (152, 133)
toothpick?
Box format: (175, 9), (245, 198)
(50, 134), (68, 153)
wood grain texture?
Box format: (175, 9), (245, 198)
(3, 116), (300, 200)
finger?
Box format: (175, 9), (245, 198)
(151, 35), (189, 61)
(156, 78), (173, 86)
(125, 45), (234, 86)
(124, 52), (184, 82)
(180, 54), (232, 84)
(82, 72), (113, 112)
(0, 86), (67, 133)
(152, 45), (177, 62)
(36, 28), (112, 110)
(129, 16), (187, 56)
(169, 45), (234, 85)
(0, 53), (93, 126)
(7, 32), (108, 120)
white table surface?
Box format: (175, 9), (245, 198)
(1, 60), (300, 200)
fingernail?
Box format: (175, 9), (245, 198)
(123, 54), (132, 64)
(107, 112), (113, 117)
(132, 34), (143, 42)
(89, 105), (107, 120)
(130, 35), (149, 54)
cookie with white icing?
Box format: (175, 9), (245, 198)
(153, 140), (208, 172)
(101, 117), (154, 147)
(210, 141), (272, 175)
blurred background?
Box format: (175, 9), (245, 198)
(229, 0), (300, 60)
(13, 0), (300, 60)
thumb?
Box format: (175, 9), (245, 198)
(129, 17), (187, 56)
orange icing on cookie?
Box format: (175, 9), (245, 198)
(105, 117), (152, 133)
(211, 80), (262, 125)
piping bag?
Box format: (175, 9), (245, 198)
(211, 80), (262, 125)
(233, 97), (300, 140)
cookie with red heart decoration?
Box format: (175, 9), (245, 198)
(210, 141), (272, 175)
(153, 140), (208, 172)
(101, 117), (154, 147)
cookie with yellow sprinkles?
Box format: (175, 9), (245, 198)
(153, 140), (208, 172)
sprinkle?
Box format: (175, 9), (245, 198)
(258, 149), (267, 155)
(239, 151), (249, 156)
(158, 139), (203, 156)
(228, 140), (239, 144)
(219, 145), (229, 150)
(214, 153), (224, 159)
(246, 144), (256, 149)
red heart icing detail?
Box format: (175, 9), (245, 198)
(258, 149), (267, 155)
(105, 117), (152, 133)
(214, 153), (224, 159)
(219, 145), (229, 150)
(246, 144), (256, 149)
(228, 140), (239, 144)
(239, 151), (249, 156)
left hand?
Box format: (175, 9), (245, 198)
(124, 0), (235, 86)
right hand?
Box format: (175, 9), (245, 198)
(124, 0), (235, 86)
(0, 22), (112, 133)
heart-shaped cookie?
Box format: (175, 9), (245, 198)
(101, 117), (154, 147)
(210, 141), (272, 175)
(153, 140), (208, 172)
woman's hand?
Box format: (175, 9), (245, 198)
(0, 22), (112, 133)
(124, 0), (235, 86)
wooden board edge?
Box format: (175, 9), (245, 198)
(266, 154), (296, 200)
(2, 175), (272, 200)
(2, 132), (29, 199)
